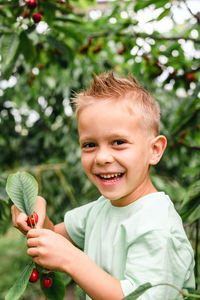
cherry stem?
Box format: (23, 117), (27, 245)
(152, 283), (200, 298)
(28, 216), (35, 229)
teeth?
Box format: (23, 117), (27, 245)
(99, 173), (121, 179)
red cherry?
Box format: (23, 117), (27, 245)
(117, 47), (126, 55)
(186, 73), (196, 82)
(43, 276), (53, 288)
(21, 11), (29, 18)
(26, 0), (37, 9)
(32, 12), (42, 23)
(27, 211), (38, 227)
(29, 268), (40, 282)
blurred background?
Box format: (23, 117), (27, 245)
(0, 0), (200, 299)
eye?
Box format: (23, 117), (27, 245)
(113, 139), (126, 146)
(82, 142), (96, 149)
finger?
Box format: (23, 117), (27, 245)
(27, 229), (38, 238)
(11, 206), (30, 233)
(27, 237), (38, 248)
(27, 228), (46, 238)
(35, 196), (47, 229)
(11, 205), (16, 226)
(27, 247), (39, 257)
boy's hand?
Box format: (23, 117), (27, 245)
(11, 196), (47, 234)
(11, 205), (31, 234)
(26, 228), (74, 272)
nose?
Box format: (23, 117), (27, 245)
(95, 147), (114, 165)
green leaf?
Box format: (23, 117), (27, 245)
(5, 262), (34, 300)
(47, 35), (73, 56)
(134, 0), (156, 12)
(6, 171), (38, 216)
(156, 8), (171, 21)
(182, 180), (200, 207)
(188, 204), (200, 223)
(0, 186), (9, 202)
(123, 283), (153, 299)
(40, 272), (66, 300)
(180, 180), (200, 221)
(20, 31), (36, 62)
(74, 285), (85, 300)
(1, 33), (20, 72)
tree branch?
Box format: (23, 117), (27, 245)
(116, 32), (200, 44)
(182, 0), (200, 23)
(90, 31), (200, 44)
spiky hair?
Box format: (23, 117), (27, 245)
(73, 72), (160, 134)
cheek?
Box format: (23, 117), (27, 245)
(81, 155), (87, 170)
(81, 154), (92, 172)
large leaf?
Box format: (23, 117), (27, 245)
(20, 31), (36, 62)
(123, 283), (153, 299)
(74, 285), (85, 300)
(6, 171), (38, 216)
(187, 205), (200, 223)
(180, 180), (200, 222)
(5, 262), (34, 300)
(1, 33), (20, 75)
(40, 272), (66, 300)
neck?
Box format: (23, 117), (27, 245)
(110, 178), (157, 207)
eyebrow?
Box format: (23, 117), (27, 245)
(79, 132), (131, 142)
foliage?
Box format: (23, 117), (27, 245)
(0, 0), (200, 298)
(4, 171), (67, 300)
(122, 282), (200, 299)
(5, 262), (34, 300)
(0, 0), (200, 220)
(6, 171), (38, 216)
(0, 229), (41, 300)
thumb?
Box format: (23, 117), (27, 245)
(34, 196), (47, 229)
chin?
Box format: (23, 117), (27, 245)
(101, 192), (122, 201)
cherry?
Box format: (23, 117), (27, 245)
(27, 211), (38, 227)
(32, 12), (42, 23)
(43, 276), (53, 288)
(117, 47), (126, 55)
(186, 73), (196, 82)
(26, 0), (37, 9)
(21, 11), (29, 18)
(29, 268), (40, 282)
(179, 130), (187, 138)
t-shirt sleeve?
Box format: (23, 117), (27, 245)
(120, 229), (195, 299)
(64, 201), (97, 249)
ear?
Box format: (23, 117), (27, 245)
(149, 135), (167, 165)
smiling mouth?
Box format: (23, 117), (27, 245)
(97, 173), (124, 181)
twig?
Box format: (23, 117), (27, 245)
(6, 162), (68, 174)
(195, 219), (199, 289)
(182, 0), (200, 23)
(90, 31), (200, 44)
(152, 282), (200, 298)
(54, 169), (78, 208)
(184, 221), (195, 228)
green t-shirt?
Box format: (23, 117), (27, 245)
(64, 192), (195, 300)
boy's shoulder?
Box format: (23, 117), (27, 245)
(123, 192), (186, 240)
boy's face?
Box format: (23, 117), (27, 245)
(78, 99), (157, 206)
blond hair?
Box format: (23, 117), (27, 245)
(73, 72), (160, 135)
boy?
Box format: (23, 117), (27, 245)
(11, 73), (195, 300)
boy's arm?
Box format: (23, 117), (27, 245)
(54, 222), (74, 243)
(69, 247), (124, 300)
(26, 228), (124, 300)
